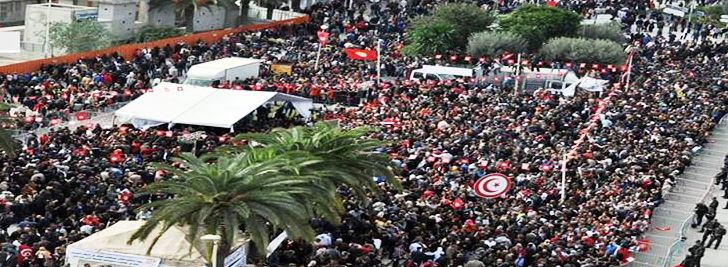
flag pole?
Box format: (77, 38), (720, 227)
(514, 53), (522, 96)
(560, 153), (567, 203)
(376, 39), (382, 85)
(315, 43), (322, 71)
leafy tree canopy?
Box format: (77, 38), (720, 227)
(539, 37), (626, 65)
(430, 3), (496, 49)
(49, 20), (111, 53)
(402, 18), (456, 56)
(498, 4), (582, 50)
(467, 31), (528, 57)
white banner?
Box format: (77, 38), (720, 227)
(224, 244), (248, 267)
(266, 231), (289, 257)
(66, 247), (161, 267)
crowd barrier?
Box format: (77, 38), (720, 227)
(0, 15), (309, 74)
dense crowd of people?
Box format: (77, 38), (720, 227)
(0, 0), (727, 266)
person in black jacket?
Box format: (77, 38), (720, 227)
(700, 219), (718, 245)
(0, 248), (16, 267)
(688, 240), (705, 267)
(707, 224), (726, 249)
(694, 203), (709, 227)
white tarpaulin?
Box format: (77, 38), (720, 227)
(66, 220), (248, 267)
(578, 76), (609, 92)
(115, 83), (313, 129)
(553, 76), (609, 97)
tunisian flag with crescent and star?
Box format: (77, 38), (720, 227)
(344, 48), (378, 61)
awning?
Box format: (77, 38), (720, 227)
(114, 83), (313, 129)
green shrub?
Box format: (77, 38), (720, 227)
(402, 18), (456, 56)
(539, 37), (625, 64)
(578, 22), (625, 43)
(136, 26), (185, 43)
(498, 4), (582, 50)
(430, 3), (496, 49)
(467, 31), (528, 57)
(402, 3), (495, 56)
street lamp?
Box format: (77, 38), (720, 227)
(201, 234), (222, 267)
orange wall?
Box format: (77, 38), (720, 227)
(0, 15), (310, 74)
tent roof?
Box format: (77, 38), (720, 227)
(188, 57), (263, 72)
(67, 220), (205, 266)
(114, 83), (313, 129)
(66, 220), (249, 267)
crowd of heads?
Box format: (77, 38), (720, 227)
(0, 0), (727, 266)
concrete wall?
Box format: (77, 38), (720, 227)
(97, 0), (136, 40)
(0, 0), (34, 25)
(271, 9), (304, 21)
(192, 5), (225, 32)
(148, 6), (175, 27)
(247, 4), (267, 20)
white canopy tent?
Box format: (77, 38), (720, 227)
(555, 76), (610, 97)
(65, 220), (248, 267)
(114, 83), (313, 129)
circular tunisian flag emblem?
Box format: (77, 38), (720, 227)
(472, 173), (512, 199)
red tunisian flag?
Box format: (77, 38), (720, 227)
(317, 31), (330, 45)
(75, 111), (88, 121)
(344, 48), (377, 61)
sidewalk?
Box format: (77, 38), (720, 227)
(668, 125), (728, 267)
(690, 189), (728, 267)
(631, 117), (728, 267)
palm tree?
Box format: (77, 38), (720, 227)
(227, 122), (400, 219)
(0, 103), (18, 157)
(130, 124), (397, 264)
(129, 151), (334, 264)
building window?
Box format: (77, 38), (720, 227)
(16, 2), (21, 11)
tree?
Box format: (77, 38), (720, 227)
(401, 3), (494, 56)
(498, 4), (582, 50)
(578, 22), (625, 43)
(136, 26), (185, 42)
(467, 31), (528, 57)
(129, 151), (332, 264)
(130, 123), (397, 264)
(430, 3), (496, 50)
(695, 5), (727, 28)
(402, 18), (456, 56)
(230, 122), (400, 204)
(0, 103), (18, 157)
(48, 20), (111, 53)
(539, 37), (625, 65)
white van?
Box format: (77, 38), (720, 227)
(484, 65), (581, 91)
(184, 57), (262, 87)
(408, 65), (477, 81)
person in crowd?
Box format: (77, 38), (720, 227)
(694, 202), (710, 227)
(706, 223), (725, 249)
(688, 240), (705, 267)
(700, 219), (718, 245)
